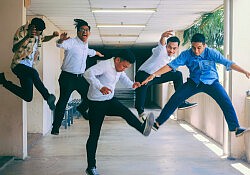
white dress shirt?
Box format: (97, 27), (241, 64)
(84, 58), (134, 101)
(138, 42), (175, 74)
(57, 37), (96, 74)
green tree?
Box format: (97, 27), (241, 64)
(183, 7), (224, 54)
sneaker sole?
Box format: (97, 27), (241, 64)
(178, 103), (198, 110)
(152, 125), (158, 131)
(236, 128), (250, 137)
(143, 112), (154, 136)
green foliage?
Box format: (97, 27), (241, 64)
(183, 8), (224, 54)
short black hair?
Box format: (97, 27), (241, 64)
(31, 18), (46, 31)
(115, 49), (135, 64)
(167, 36), (180, 46)
(191, 33), (206, 44)
(74, 19), (91, 31)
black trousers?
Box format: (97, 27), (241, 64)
(135, 70), (183, 114)
(52, 71), (89, 129)
(86, 97), (144, 168)
(3, 64), (50, 102)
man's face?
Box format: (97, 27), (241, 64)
(191, 42), (205, 56)
(114, 58), (131, 72)
(77, 25), (90, 42)
(29, 25), (42, 37)
(166, 42), (179, 57)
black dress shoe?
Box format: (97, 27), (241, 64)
(51, 127), (59, 135)
(76, 106), (89, 120)
(47, 94), (56, 110)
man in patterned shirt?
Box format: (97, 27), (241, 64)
(0, 17), (58, 110)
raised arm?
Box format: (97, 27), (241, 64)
(43, 31), (59, 42)
(160, 30), (173, 46)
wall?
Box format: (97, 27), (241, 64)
(0, 0), (27, 159)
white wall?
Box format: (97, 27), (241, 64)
(0, 0), (28, 159)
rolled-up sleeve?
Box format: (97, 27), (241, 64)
(209, 48), (234, 71)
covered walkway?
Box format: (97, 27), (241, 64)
(1, 108), (249, 175)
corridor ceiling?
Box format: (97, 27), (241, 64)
(27, 0), (223, 48)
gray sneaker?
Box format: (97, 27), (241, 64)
(142, 112), (154, 136)
(85, 167), (100, 175)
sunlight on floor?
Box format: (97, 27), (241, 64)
(179, 122), (250, 175)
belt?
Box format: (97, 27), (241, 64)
(62, 71), (84, 77)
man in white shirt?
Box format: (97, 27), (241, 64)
(84, 49), (154, 175)
(51, 19), (104, 135)
(135, 31), (197, 119)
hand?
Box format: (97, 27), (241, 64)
(60, 32), (70, 41)
(96, 51), (104, 57)
(100, 87), (112, 95)
(52, 31), (59, 37)
(132, 82), (141, 89)
(161, 30), (173, 38)
(27, 24), (37, 38)
(141, 74), (155, 85)
(246, 71), (250, 79)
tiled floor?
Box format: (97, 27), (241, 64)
(0, 108), (249, 175)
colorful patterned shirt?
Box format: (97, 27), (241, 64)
(11, 22), (44, 69)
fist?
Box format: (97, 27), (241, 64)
(53, 31), (59, 37)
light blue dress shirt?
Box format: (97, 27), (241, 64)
(168, 47), (234, 85)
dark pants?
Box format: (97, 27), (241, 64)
(86, 97), (144, 168)
(52, 71), (89, 129)
(156, 78), (240, 131)
(135, 70), (183, 114)
(3, 64), (50, 102)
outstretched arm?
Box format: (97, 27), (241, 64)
(231, 63), (250, 78)
(141, 65), (172, 85)
(95, 51), (104, 57)
(43, 31), (59, 42)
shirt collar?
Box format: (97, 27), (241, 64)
(76, 36), (88, 45)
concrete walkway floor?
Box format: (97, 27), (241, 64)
(1, 108), (250, 175)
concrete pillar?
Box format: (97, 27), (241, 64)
(0, 0), (27, 159)
(230, 0), (250, 158)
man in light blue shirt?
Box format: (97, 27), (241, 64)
(135, 31), (197, 119)
(142, 33), (250, 137)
